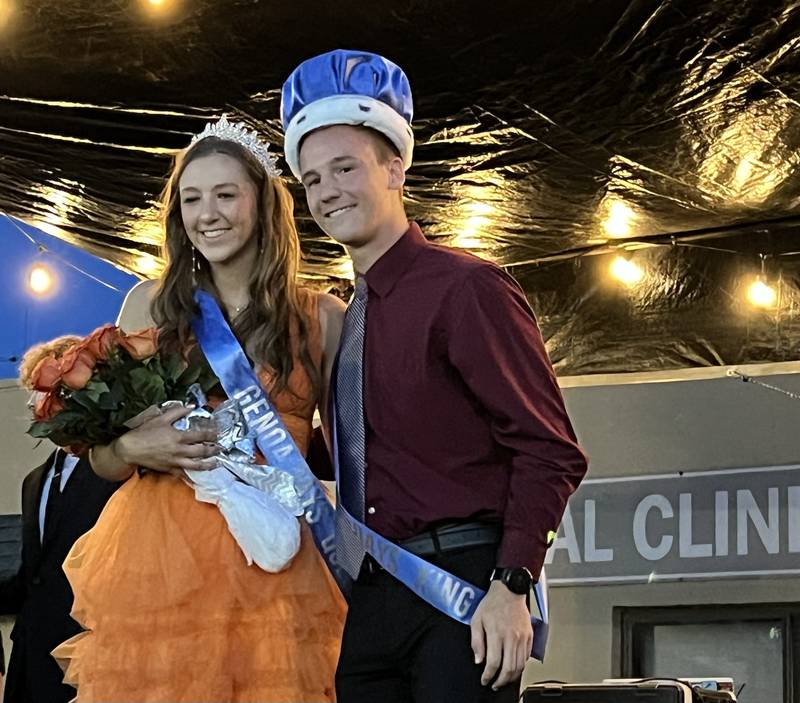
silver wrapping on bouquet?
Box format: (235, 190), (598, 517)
(171, 385), (307, 516)
(165, 385), (306, 572)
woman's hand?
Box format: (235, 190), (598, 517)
(92, 405), (220, 481)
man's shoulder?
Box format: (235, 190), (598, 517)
(22, 454), (53, 487)
(19, 457), (51, 512)
(419, 238), (500, 281)
(417, 242), (519, 304)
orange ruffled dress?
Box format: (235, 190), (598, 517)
(54, 293), (346, 702)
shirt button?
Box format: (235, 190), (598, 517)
(367, 506), (376, 515)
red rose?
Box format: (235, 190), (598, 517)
(118, 328), (159, 360)
(59, 347), (97, 390)
(34, 392), (65, 421)
(83, 324), (120, 361)
(30, 355), (63, 392)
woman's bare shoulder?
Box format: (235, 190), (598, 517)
(118, 279), (158, 332)
(317, 291), (346, 316)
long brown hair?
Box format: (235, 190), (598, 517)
(151, 136), (318, 395)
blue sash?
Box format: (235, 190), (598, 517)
(193, 289), (549, 661)
(191, 289), (351, 592)
(331, 384), (550, 662)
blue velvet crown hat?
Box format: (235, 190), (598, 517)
(281, 49), (414, 178)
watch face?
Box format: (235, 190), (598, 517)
(507, 569), (531, 594)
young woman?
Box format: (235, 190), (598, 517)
(53, 117), (347, 702)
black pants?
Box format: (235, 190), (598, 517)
(336, 544), (520, 703)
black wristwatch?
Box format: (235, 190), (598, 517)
(490, 567), (534, 595)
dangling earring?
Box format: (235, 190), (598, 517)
(191, 246), (199, 287)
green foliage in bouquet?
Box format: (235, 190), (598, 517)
(27, 325), (218, 449)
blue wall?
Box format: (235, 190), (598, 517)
(0, 215), (139, 380)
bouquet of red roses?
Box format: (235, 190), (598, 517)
(27, 324), (218, 449)
(27, 324), (305, 572)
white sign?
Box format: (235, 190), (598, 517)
(544, 465), (800, 585)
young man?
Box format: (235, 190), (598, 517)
(0, 338), (121, 703)
(281, 50), (588, 703)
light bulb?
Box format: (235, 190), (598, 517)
(747, 279), (777, 308)
(609, 256), (644, 287)
(29, 264), (54, 295)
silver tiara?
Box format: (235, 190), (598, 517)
(190, 115), (282, 178)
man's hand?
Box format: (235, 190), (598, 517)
(470, 580), (533, 690)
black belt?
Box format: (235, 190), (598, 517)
(397, 521), (501, 557)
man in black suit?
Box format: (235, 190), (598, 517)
(0, 447), (120, 703)
(0, 336), (121, 702)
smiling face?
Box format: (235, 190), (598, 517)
(179, 152), (260, 268)
(298, 125), (405, 250)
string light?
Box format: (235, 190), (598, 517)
(747, 278), (777, 308)
(609, 255), (644, 287)
(746, 254), (778, 308)
(29, 263), (55, 296)
(727, 368), (800, 400)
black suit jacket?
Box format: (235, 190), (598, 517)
(0, 451), (120, 703)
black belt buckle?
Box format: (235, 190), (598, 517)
(362, 554), (383, 575)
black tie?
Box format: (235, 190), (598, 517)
(43, 450), (67, 544)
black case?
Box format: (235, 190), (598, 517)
(523, 682), (696, 703)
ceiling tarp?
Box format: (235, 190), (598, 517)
(2, 0), (800, 374)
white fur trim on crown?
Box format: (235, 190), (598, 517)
(284, 94), (414, 178)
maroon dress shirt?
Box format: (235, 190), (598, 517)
(356, 222), (587, 575)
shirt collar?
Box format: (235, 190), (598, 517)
(364, 222), (427, 298)
(50, 451), (80, 479)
